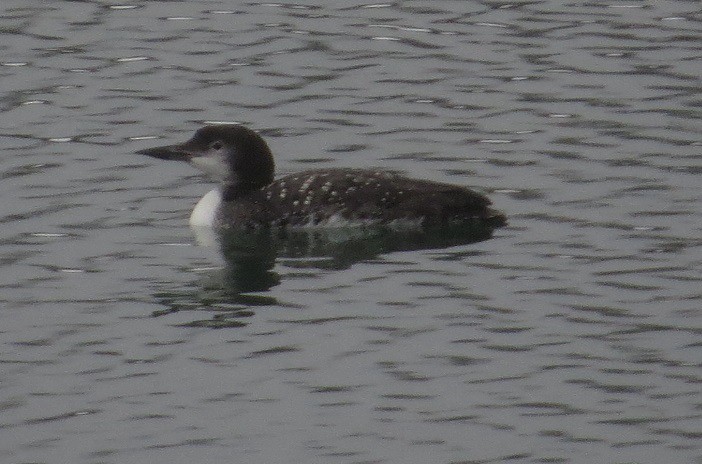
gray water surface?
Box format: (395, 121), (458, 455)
(1, 2), (700, 463)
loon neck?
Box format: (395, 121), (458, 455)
(222, 180), (267, 201)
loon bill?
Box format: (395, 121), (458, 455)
(137, 124), (507, 231)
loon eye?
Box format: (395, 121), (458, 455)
(210, 140), (223, 151)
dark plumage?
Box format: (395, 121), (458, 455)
(137, 124), (506, 230)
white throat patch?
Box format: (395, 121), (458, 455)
(189, 188), (222, 228)
(190, 156), (230, 182)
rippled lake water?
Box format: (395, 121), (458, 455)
(1, 2), (700, 463)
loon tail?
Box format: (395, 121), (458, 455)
(485, 208), (507, 228)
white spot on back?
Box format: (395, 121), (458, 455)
(299, 174), (317, 193)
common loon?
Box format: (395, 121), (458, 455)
(137, 124), (506, 230)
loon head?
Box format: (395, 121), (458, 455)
(138, 124), (275, 193)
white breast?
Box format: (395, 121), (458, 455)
(189, 188), (222, 228)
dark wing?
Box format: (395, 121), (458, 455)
(360, 174), (496, 226)
(267, 169), (499, 227)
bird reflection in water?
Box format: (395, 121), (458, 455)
(152, 223), (500, 328)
